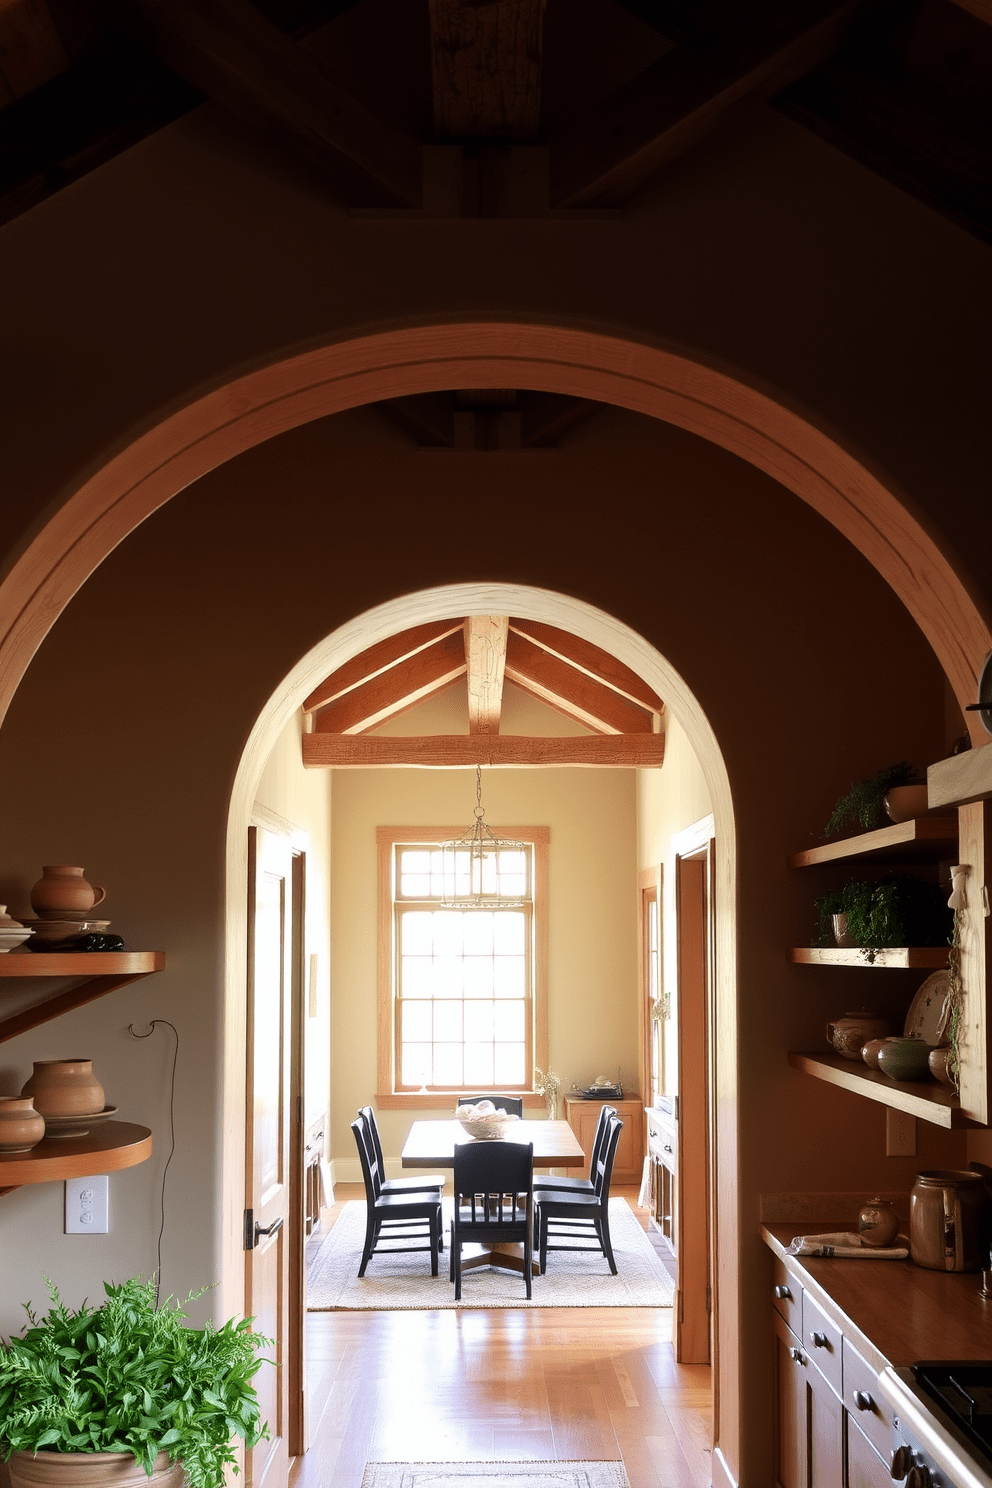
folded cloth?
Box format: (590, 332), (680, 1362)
(788, 1230), (909, 1259)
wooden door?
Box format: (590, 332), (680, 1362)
(674, 847), (711, 1363)
(246, 825), (294, 1488)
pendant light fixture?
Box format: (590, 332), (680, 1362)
(439, 765), (529, 909)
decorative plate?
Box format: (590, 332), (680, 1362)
(903, 971), (952, 1045)
(41, 1105), (118, 1139)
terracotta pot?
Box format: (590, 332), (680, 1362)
(0, 1096), (45, 1152)
(877, 1036), (932, 1082)
(862, 1036), (897, 1070)
(928, 1046), (956, 1086)
(883, 785), (930, 823)
(825, 1012), (892, 1061)
(857, 1196), (900, 1248)
(21, 1059), (105, 1117)
(8, 1451), (183, 1488)
(30, 866), (106, 917)
(910, 1170), (986, 1272)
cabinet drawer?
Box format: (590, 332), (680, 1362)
(771, 1257), (802, 1332)
(846, 1411), (890, 1487)
(647, 1116), (676, 1172)
(843, 1338), (893, 1463)
(802, 1290), (843, 1397)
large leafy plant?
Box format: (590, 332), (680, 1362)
(814, 875), (953, 963)
(0, 1279), (270, 1488)
(822, 761), (920, 839)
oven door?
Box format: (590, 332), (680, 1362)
(880, 1366), (992, 1488)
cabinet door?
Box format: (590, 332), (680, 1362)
(846, 1414), (891, 1487)
(774, 1313), (807, 1488)
(807, 1357), (844, 1488)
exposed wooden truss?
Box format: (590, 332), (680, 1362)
(302, 614), (665, 768)
(303, 733), (666, 769)
(0, 0), (987, 239)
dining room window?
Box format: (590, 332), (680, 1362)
(376, 826), (549, 1105)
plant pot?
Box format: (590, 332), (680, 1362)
(8, 1452), (183, 1488)
(20, 1059), (105, 1117)
(883, 785), (931, 823)
(928, 1046), (955, 1086)
(877, 1036), (932, 1082)
(862, 1036), (897, 1070)
(0, 1096), (45, 1151)
(831, 912), (855, 948)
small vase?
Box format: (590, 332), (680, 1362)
(832, 913), (855, 948)
(0, 1096), (45, 1152)
(877, 1036), (931, 1082)
(928, 1046), (955, 1086)
(30, 866), (106, 917)
(862, 1036), (897, 1069)
(21, 1059), (105, 1117)
(857, 1196), (900, 1248)
(884, 785), (930, 823)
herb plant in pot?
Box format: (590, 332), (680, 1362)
(0, 1279), (270, 1488)
(813, 876), (953, 964)
(822, 762), (921, 839)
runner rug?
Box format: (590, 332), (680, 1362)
(307, 1197), (674, 1310)
(360, 1463), (631, 1488)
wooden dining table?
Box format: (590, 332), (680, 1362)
(401, 1118), (586, 1277)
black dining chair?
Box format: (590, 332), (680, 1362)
(535, 1115), (623, 1275)
(533, 1102), (616, 1197)
(358, 1106), (447, 1199)
(351, 1118), (442, 1277)
(450, 1139), (534, 1300)
(456, 1094), (524, 1116)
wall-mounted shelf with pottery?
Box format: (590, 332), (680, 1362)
(0, 952), (166, 1043)
(787, 816), (958, 868)
(786, 1053), (967, 1128)
(0, 1120), (152, 1198)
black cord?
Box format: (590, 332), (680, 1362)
(127, 1019), (178, 1306)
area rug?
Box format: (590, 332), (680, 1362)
(360, 1463), (630, 1487)
(307, 1198), (674, 1310)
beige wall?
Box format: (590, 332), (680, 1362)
(254, 709), (332, 1131)
(637, 714), (713, 1099)
(330, 682), (639, 1179)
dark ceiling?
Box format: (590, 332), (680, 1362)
(0, 0), (988, 239)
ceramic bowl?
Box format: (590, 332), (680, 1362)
(456, 1113), (517, 1140)
(22, 917), (110, 945)
(0, 927), (33, 952)
(862, 1036), (898, 1070)
(41, 1105), (118, 1138)
(884, 785), (931, 823)
(877, 1036), (932, 1082)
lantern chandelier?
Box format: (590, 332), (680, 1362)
(439, 765), (529, 909)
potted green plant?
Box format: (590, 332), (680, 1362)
(813, 876), (953, 963)
(0, 1279), (270, 1488)
(822, 762), (921, 839)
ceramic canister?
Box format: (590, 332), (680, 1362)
(857, 1196), (900, 1248)
(825, 1012), (892, 1062)
(21, 1059), (105, 1117)
(30, 865), (106, 917)
(910, 1170), (986, 1272)
(877, 1036), (932, 1082)
(0, 1096), (45, 1152)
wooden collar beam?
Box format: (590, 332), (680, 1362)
(302, 734), (666, 768)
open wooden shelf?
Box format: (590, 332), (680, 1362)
(0, 952), (166, 1043)
(788, 1053), (967, 1128)
(787, 816), (958, 868)
(0, 1120), (152, 1195)
(789, 946), (949, 969)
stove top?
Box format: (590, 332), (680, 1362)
(881, 1363), (992, 1488)
(914, 1364), (992, 1469)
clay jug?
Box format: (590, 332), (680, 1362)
(0, 1096), (45, 1152)
(909, 1170), (986, 1272)
(21, 1059), (105, 1117)
(825, 1011), (892, 1061)
(857, 1196), (900, 1248)
(30, 866), (106, 917)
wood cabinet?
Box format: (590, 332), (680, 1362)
(0, 950), (165, 1195)
(564, 1096), (643, 1186)
(645, 1101), (676, 1243)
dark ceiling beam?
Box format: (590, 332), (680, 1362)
(549, 0), (863, 207)
(429, 0), (545, 141)
(103, 0), (422, 207)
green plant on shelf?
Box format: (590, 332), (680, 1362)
(813, 875), (953, 964)
(822, 761), (920, 839)
(0, 1278), (271, 1488)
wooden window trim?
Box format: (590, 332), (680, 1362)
(376, 824), (549, 1110)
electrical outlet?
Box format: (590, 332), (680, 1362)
(65, 1174), (109, 1234)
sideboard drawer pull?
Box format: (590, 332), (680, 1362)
(810, 1331), (828, 1348)
(773, 1284), (792, 1300)
(853, 1390), (874, 1412)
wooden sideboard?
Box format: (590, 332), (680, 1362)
(564, 1096), (644, 1186)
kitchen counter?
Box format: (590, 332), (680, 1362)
(763, 1223), (992, 1374)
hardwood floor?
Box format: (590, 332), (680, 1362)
(293, 1186), (712, 1488)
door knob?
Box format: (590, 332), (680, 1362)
(254, 1215), (284, 1247)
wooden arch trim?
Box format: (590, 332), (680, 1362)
(1, 322), (988, 733)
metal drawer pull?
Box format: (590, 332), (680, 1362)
(810, 1331), (828, 1347)
(773, 1284), (792, 1300)
(789, 1347), (805, 1364)
(663, 1143), (673, 1153)
(853, 1390), (874, 1411)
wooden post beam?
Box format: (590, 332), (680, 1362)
(303, 619), (463, 715)
(505, 630), (655, 734)
(313, 631), (467, 734)
(105, 0), (423, 207)
(549, 0), (861, 206)
(464, 615), (508, 734)
(303, 734), (666, 768)
(429, 0), (545, 141)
